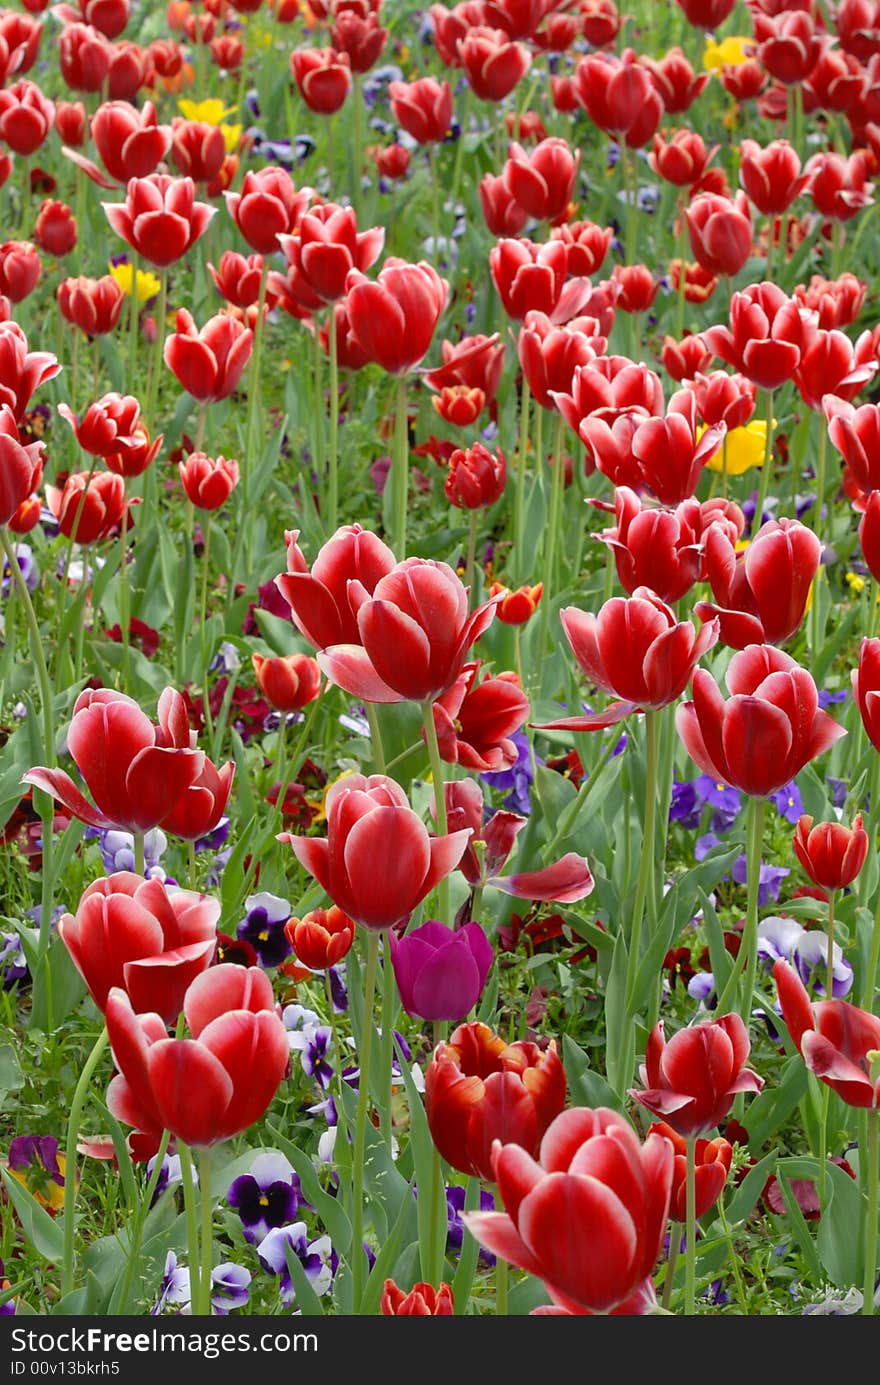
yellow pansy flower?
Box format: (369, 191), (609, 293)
(703, 36), (753, 72)
(846, 571), (867, 594)
(221, 122), (242, 153)
(704, 420), (772, 476)
(109, 262), (161, 302)
(177, 98), (239, 125)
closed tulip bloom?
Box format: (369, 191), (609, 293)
(478, 173), (529, 236)
(806, 150), (874, 221)
(649, 129), (716, 187)
(431, 385), (484, 427)
(105, 966), (290, 1146)
(283, 772), (471, 932)
(59, 872), (218, 1020)
(805, 46), (866, 113)
(458, 26), (531, 102)
(58, 273), (124, 336)
(104, 422), (161, 479)
(0, 241), (40, 302)
(793, 814), (868, 892)
(738, 138), (807, 215)
(644, 47), (708, 114)
(283, 905), (355, 971)
(661, 333), (712, 383)
(685, 191), (753, 278)
(225, 166), (310, 256)
(0, 77), (53, 155)
(691, 370), (757, 430)
(490, 238), (590, 324)
(851, 635), (880, 750)
(103, 174), (214, 267)
(45, 469), (129, 543)
(429, 1), (476, 65)
(612, 264), (659, 315)
(163, 308), (253, 403)
(381, 1280), (454, 1316)
(426, 1021), (566, 1180)
(251, 652), (321, 712)
(23, 687), (206, 832)
(160, 753), (235, 841)
(208, 250), (265, 310)
(482, 0), (546, 39)
(676, 0), (735, 24)
(774, 959), (880, 1108)
(825, 397), (880, 494)
(317, 556), (499, 704)
(424, 333), (506, 415)
(549, 219), (613, 278)
(178, 450), (239, 510)
(0, 11), (42, 74)
(169, 117), (226, 185)
(444, 443), (506, 509)
(346, 258), (448, 375)
(631, 388), (725, 505)
(290, 45), (352, 114)
(503, 136), (579, 224)
(631, 1014), (763, 1135)
(702, 282), (815, 392)
(694, 517), (821, 649)
(575, 50), (663, 148)
(279, 203), (384, 306)
(432, 662), (528, 772)
(837, 0), (880, 62)
(34, 201), (76, 257)
(796, 272), (866, 330)
(518, 311), (603, 410)
(676, 644), (846, 797)
(489, 581), (542, 625)
(389, 76), (452, 143)
(55, 99), (87, 146)
(796, 328), (877, 412)
(274, 523), (395, 650)
(755, 9), (824, 85)
(592, 487), (706, 604)
(58, 391), (141, 458)
(538, 590), (719, 730)
(390, 919), (493, 1022)
(91, 100), (170, 183)
(859, 491), (880, 580)
(648, 1122), (732, 1222)
(331, 10), (387, 73)
(58, 23), (112, 94)
(463, 1107), (673, 1314)
(0, 405), (44, 526)
(372, 142), (410, 179)
(66, 0), (130, 39)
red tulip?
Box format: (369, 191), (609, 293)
(33, 200), (75, 257)
(55, 99), (87, 146)
(279, 203), (384, 306)
(424, 334), (505, 418)
(575, 49), (663, 148)
(345, 258), (448, 375)
(290, 45), (351, 115)
(425, 1020), (566, 1180)
(489, 581), (543, 625)
(631, 1014), (763, 1136)
(478, 173), (529, 236)
(372, 142), (410, 180)
(536, 590), (718, 731)
(105, 965), (289, 1145)
(774, 959), (880, 1108)
(104, 422), (161, 479)
(163, 308), (253, 403)
(23, 687), (206, 832)
(432, 662), (527, 772)
(274, 523), (395, 650)
(91, 99), (170, 183)
(284, 905), (355, 971)
(444, 442), (506, 510)
(317, 556), (499, 704)
(170, 117), (225, 185)
(549, 219), (612, 277)
(825, 397), (880, 495)
(463, 1106), (672, 1314)
(283, 772), (470, 931)
(490, 237), (590, 324)
(58, 392), (143, 458)
(0, 405), (44, 526)
(503, 136), (579, 224)
(754, 9), (824, 86)
(630, 388), (725, 505)
(851, 635), (880, 750)
(58, 23), (112, 94)
(643, 46), (708, 114)
(793, 814), (868, 892)
(57, 273), (124, 336)
(61, 0), (130, 39)
(648, 1122), (732, 1222)
(517, 310), (602, 411)
(177, 450), (239, 510)
(592, 487), (727, 605)
(690, 369), (757, 429)
(738, 138), (807, 215)
(805, 46), (866, 114)
(331, 9), (387, 73)
(611, 263), (659, 315)
(458, 26), (531, 102)
(208, 250), (265, 310)
(838, 0), (880, 62)
(58, 872), (218, 1020)
(225, 166), (309, 256)
(103, 173), (214, 267)
(702, 282), (814, 392)
(0, 11), (42, 74)
(0, 77), (53, 155)
(389, 75), (452, 143)
(684, 191), (753, 278)
(580, 0), (620, 45)
(160, 753), (235, 841)
(0, 241), (40, 302)
(795, 272), (866, 330)
(859, 490), (880, 580)
(805, 150), (874, 221)
(675, 0), (735, 25)
(694, 517), (821, 649)
(429, 2), (473, 66)
(0, 321), (60, 419)
(661, 333), (712, 383)
(794, 329), (876, 411)
(675, 644), (846, 797)
(381, 1280), (454, 1315)
(649, 129), (716, 187)
(251, 652), (321, 712)
(45, 469), (129, 543)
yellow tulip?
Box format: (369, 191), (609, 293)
(704, 420), (771, 477)
(108, 262), (161, 302)
(177, 98), (238, 126)
(703, 36), (754, 72)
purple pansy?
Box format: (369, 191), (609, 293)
(481, 729), (536, 814)
(446, 1185), (496, 1266)
(770, 780), (804, 825)
(731, 855), (789, 905)
(236, 891), (293, 968)
(669, 780), (701, 829)
(210, 1263), (251, 1315)
(257, 1224), (334, 1307)
(227, 1153), (305, 1246)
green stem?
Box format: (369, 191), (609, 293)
(428, 142), (441, 262)
(465, 508), (478, 610)
(495, 1252), (508, 1316)
(391, 376), (409, 560)
(624, 709), (659, 1009)
(196, 1148), (214, 1316)
(199, 513), (212, 687)
(421, 700), (449, 922)
(379, 935), (395, 1146)
(115, 1128), (171, 1313)
(536, 413), (566, 671)
(365, 700), (386, 775)
(134, 832), (145, 877)
(177, 1142), (202, 1314)
(863, 1106), (878, 1316)
(127, 253), (140, 395)
(717, 1194), (749, 1314)
(54, 457), (99, 676)
(241, 260), (270, 572)
(825, 891), (837, 1008)
(513, 377), (530, 585)
(685, 1135), (697, 1316)
(753, 390), (775, 537)
(351, 929), (379, 1311)
(118, 491), (131, 694)
(739, 795), (767, 1026)
(327, 305), (339, 534)
(662, 1222), (681, 1312)
(427, 1017), (448, 1287)
(61, 1026), (109, 1297)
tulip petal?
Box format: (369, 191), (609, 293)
(199, 1010), (289, 1140)
(462, 1210), (546, 1279)
(184, 963), (276, 1038)
(21, 767), (113, 829)
(342, 804), (431, 930)
(517, 1172), (639, 1313)
(148, 1038), (234, 1146)
(491, 853), (594, 903)
(317, 643), (403, 703)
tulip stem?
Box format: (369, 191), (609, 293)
(465, 509), (478, 611)
(513, 377), (530, 586)
(364, 701), (386, 775)
(495, 1254), (508, 1317)
(426, 1018), (448, 1288)
(351, 928), (379, 1312)
(421, 700), (450, 924)
(724, 794), (767, 1025)
(863, 1094), (879, 1316)
(624, 708), (659, 1011)
(54, 456), (100, 681)
(809, 424), (828, 661)
(61, 1025), (109, 1298)
(177, 1142), (202, 1315)
(428, 142), (441, 267)
(825, 890), (837, 1010)
(537, 414), (566, 674)
(391, 375), (409, 561)
(753, 389), (775, 538)
(127, 253), (140, 396)
(115, 1128), (171, 1313)
(134, 832), (145, 877)
(1, 525), (56, 951)
(196, 1148), (214, 1316)
(379, 935), (395, 1145)
(662, 1222), (681, 1312)
(684, 1135), (697, 1316)
(118, 488), (131, 695)
(241, 260), (270, 574)
(327, 305), (339, 534)
(199, 513), (212, 688)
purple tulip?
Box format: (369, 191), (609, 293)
(389, 919), (493, 1023)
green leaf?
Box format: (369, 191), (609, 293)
(562, 1034), (624, 1114)
(725, 1149), (777, 1226)
(772, 1165), (823, 1282)
(603, 931), (633, 1097)
(0, 1167), (65, 1263)
(743, 1057), (809, 1151)
(0, 1042), (23, 1094)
